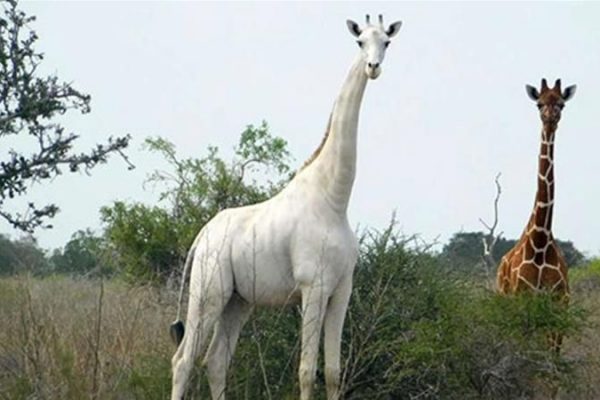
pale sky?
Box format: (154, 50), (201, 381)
(3, 2), (599, 256)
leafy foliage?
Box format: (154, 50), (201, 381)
(143, 121), (291, 238)
(100, 202), (180, 282)
(0, 0), (131, 232)
(390, 241), (580, 399)
(101, 122), (292, 282)
(555, 239), (588, 268)
(570, 258), (600, 292)
(339, 226), (585, 399)
(0, 233), (48, 275)
(49, 229), (115, 277)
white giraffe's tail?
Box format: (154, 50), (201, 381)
(169, 241), (198, 346)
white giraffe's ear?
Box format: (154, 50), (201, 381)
(526, 84), (540, 101)
(562, 85), (577, 102)
(346, 20), (361, 37)
(386, 21), (402, 37)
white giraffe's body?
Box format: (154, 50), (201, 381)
(170, 16), (401, 400)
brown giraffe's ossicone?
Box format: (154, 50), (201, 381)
(496, 78), (576, 300)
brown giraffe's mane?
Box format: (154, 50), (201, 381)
(297, 113), (333, 172)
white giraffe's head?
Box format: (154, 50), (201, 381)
(347, 14), (402, 80)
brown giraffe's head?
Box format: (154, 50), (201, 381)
(526, 79), (576, 125)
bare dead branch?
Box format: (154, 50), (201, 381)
(480, 173), (503, 275)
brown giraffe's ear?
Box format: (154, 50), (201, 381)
(346, 20), (361, 37)
(526, 85), (540, 101)
(386, 21), (403, 37)
(562, 85), (577, 102)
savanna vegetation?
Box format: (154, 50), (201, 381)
(1, 1), (599, 399)
(1, 233), (599, 399)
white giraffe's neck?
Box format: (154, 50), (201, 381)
(304, 55), (368, 214)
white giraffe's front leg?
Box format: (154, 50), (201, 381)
(299, 283), (329, 400)
(323, 274), (353, 400)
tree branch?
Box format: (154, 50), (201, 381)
(479, 172), (503, 275)
(0, 1), (133, 232)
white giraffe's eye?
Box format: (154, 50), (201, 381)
(384, 41), (391, 48)
(356, 40), (363, 48)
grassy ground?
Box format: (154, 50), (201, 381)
(0, 262), (599, 399)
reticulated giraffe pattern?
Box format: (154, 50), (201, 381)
(496, 78), (576, 298)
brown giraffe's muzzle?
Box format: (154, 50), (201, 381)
(540, 105), (562, 124)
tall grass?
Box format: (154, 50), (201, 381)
(0, 276), (175, 399)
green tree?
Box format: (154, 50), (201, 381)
(49, 229), (115, 276)
(100, 202), (180, 281)
(0, 233), (47, 275)
(555, 239), (586, 267)
(0, 0), (131, 232)
(101, 122), (292, 282)
(440, 231), (514, 276)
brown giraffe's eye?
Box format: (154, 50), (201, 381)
(537, 103), (543, 109)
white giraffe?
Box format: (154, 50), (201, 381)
(170, 15), (402, 400)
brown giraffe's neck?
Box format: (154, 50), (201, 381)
(527, 123), (557, 236)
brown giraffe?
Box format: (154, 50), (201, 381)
(496, 78), (576, 298)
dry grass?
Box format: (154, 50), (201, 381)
(0, 276), (177, 400)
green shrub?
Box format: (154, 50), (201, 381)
(336, 224), (586, 400)
(571, 258), (600, 292)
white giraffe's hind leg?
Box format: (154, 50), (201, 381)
(171, 309), (212, 400)
(171, 259), (233, 400)
(204, 294), (253, 400)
